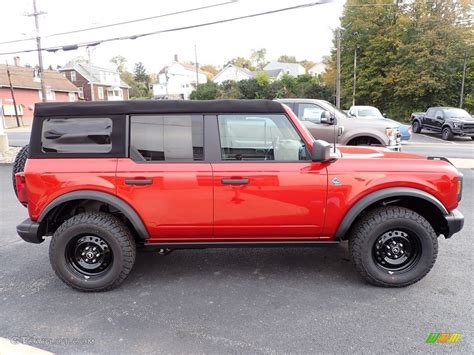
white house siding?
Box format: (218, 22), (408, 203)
(153, 62), (207, 100)
(213, 65), (254, 84)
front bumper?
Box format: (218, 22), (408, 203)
(443, 209), (464, 238)
(16, 218), (44, 244)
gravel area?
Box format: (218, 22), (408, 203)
(0, 147), (20, 164)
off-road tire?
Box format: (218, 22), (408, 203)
(412, 120), (421, 134)
(442, 127), (453, 140)
(12, 144), (29, 197)
(49, 212), (136, 292)
(349, 206), (438, 287)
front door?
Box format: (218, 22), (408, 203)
(296, 103), (337, 142)
(212, 113), (328, 240)
(116, 114), (213, 241)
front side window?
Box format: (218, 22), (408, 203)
(218, 114), (307, 161)
(42, 117), (112, 153)
(297, 104), (325, 123)
(130, 115), (204, 161)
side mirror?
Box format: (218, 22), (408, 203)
(436, 115), (443, 120)
(320, 111), (336, 125)
(311, 140), (333, 162)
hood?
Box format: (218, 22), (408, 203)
(338, 146), (424, 159)
(351, 117), (398, 128)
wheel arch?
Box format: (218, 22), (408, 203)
(343, 132), (385, 146)
(38, 190), (149, 241)
(335, 187), (449, 240)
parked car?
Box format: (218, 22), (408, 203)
(411, 107), (474, 140)
(279, 99), (402, 150)
(348, 105), (412, 140)
(13, 100), (463, 291)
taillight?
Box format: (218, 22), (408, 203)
(15, 173), (27, 206)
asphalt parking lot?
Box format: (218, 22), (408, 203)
(0, 151), (473, 353)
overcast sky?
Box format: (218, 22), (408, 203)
(0, 0), (345, 73)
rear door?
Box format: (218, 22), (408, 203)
(211, 113), (328, 240)
(433, 109), (445, 132)
(116, 114), (213, 241)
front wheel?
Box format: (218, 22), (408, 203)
(49, 212), (136, 292)
(442, 127), (453, 140)
(412, 120), (421, 133)
(349, 206), (438, 287)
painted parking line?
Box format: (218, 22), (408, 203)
(0, 337), (52, 354)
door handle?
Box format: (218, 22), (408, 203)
(125, 178), (153, 185)
(221, 178), (249, 185)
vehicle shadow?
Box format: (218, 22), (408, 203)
(129, 242), (361, 287)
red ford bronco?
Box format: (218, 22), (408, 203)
(14, 100), (464, 292)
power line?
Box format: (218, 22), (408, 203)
(0, 0), (238, 46)
(0, 1), (331, 56)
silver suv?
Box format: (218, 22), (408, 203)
(279, 99), (401, 150)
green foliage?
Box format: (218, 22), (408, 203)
(250, 48), (267, 70)
(327, 0), (473, 120)
(189, 82), (219, 100)
(190, 75), (333, 101)
(278, 55), (297, 63)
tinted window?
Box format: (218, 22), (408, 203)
(41, 117), (112, 153)
(130, 115), (204, 161)
(426, 108), (436, 118)
(297, 104), (325, 123)
(218, 114), (307, 161)
(435, 110), (444, 119)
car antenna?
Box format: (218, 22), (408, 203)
(333, 102), (337, 154)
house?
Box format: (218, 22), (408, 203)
(264, 69), (286, 81)
(59, 62), (129, 101)
(263, 61), (306, 77)
(308, 62), (327, 76)
(153, 55), (208, 100)
(212, 64), (254, 84)
(0, 58), (79, 126)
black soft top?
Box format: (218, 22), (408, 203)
(34, 99), (285, 117)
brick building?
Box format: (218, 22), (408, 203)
(0, 60), (79, 126)
(59, 62), (129, 101)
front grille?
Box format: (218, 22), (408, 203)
(463, 123), (474, 133)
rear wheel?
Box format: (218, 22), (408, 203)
(49, 212), (136, 292)
(349, 206), (438, 287)
(412, 120), (421, 133)
(441, 127), (453, 140)
(12, 144), (29, 197)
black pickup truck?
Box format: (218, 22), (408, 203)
(411, 107), (474, 140)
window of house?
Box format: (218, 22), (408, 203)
(218, 114), (307, 161)
(70, 71), (76, 82)
(130, 115), (204, 161)
(78, 87), (84, 99)
(98, 87), (104, 100)
(68, 92), (76, 102)
(41, 117), (112, 153)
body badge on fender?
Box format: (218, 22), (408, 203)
(331, 177), (342, 185)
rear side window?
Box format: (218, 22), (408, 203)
(41, 117), (112, 153)
(130, 115), (204, 161)
(426, 108), (436, 118)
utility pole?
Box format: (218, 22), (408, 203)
(352, 46), (357, 107)
(5, 62), (21, 127)
(459, 51), (467, 108)
(29, 0), (48, 102)
(336, 28), (341, 109)
(194, 44), (199, 89)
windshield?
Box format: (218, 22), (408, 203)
(357, 107), (383, 118)
(443, 108), (472, 119)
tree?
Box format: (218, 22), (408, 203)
(200, 64), (219, 80)
(133, 62), (151, 98)
(228, 57), (254, 70)
(190, 82), (218, 100)
(278, 55), (297, 63)
(110, 55), (127, 74)
(250, 48), (267, 70)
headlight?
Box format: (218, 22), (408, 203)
(385, 128), (400, 139)
(453, 122), (463, 129)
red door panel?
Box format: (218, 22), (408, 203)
(116, 159), (213, 241)
(212, 162), (328, 240)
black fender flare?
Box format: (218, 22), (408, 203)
(335, 187), (448, 239)
(38, 190), (149, 240)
